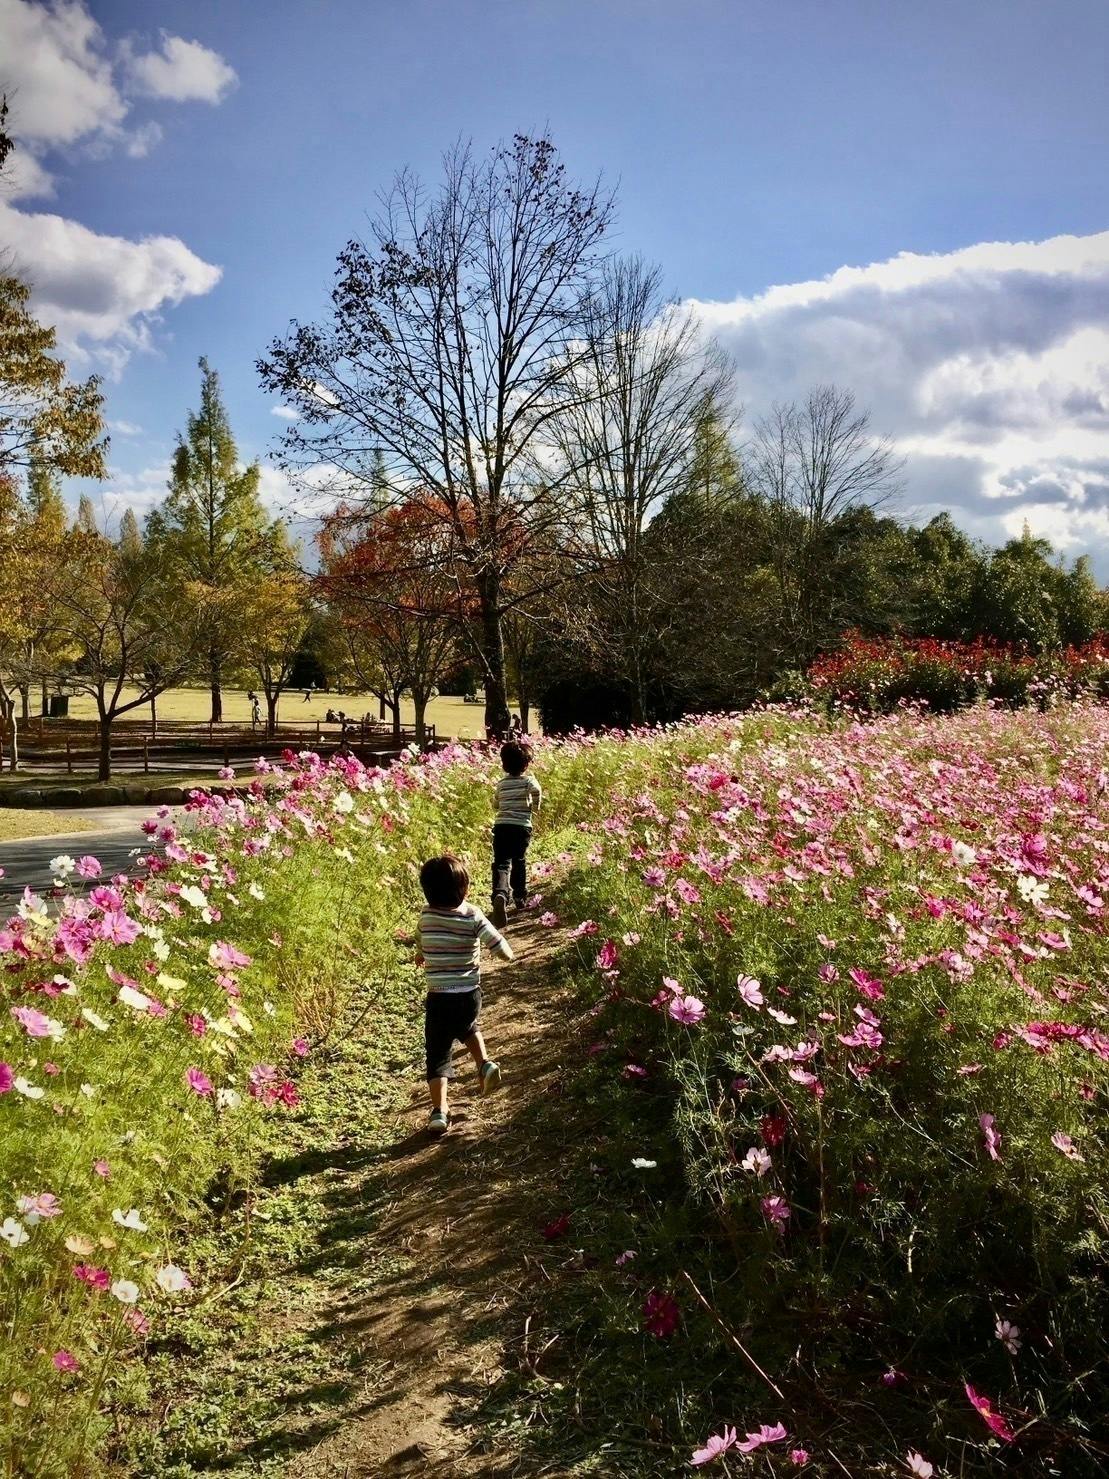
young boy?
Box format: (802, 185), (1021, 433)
(418, 854), (512, 1136)
(491, 741), (543, 929)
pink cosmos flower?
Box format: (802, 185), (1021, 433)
(964, 1383), (1015, 1442)
(99, 910), (142, 945)
(905, 1454), (933, 1478)
(623, 1063), (647, 1079)
(691, 1427), (737, 1466)
(643, 1289), (680, 1338)
(73, 1264), (110, 1291)
(995, 1318), (1022, 1355)
(595, 940), (619, 971)
(17, 1192), (61, 1222)
(979, 1113), (1002, 1162)
(790, 1450), (810, 1466)
(741, 1146), (772, 1177)
(642, 868), (667, 888)
(736, 1422), (788, 1453)
(0, 1063), (12, 1094)
(184, 1014), (207, 1037)
(93, 1160), (111, 1178)
(185, 1068), (213, 1097)
(1051, 1131), (1084, 1161)
(615, 1249), (637, 1266)
(123, 1307), (149, 1335)
(11, 1006), (52, 1038)
(52, 1350), (80, 1373)
(818, 962), (839, 984)
(736, 974), (764, 1007)
(761, 1195), (791, 1230)
(567, 919), (599, 939)
(539, 912), (559, 927)
(848, 967), (885, 1001)
(291, 1037), (310, 1057)
(669, 995), (706, 1025)
(74, 856), (102, 879)
(208, 940), (252, 971)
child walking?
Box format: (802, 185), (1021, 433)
(417, 854), (512, 1136)
(490, 741), (542, 929)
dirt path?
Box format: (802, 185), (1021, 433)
(285, 914), (577, 1478)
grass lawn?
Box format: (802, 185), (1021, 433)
(0, 809), (94, 842)
(60, 686), (496, 738)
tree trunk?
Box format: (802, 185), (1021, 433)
(40, 679), (48, 718)
(478, 574), (511, 738)
(209, 651), (223, 723)
(378, 691), (386, 721)
(1, 702), (18, 773)
(267, 693), (278, 738)
(391, 687), (402, 740)
(98, 719), (112, 781)
(519, 694), (530, 734)
(19, 684), (29, 723)
(150, 694), (158, 737)
(413, 691), (427, 746)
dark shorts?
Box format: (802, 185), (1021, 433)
(425, 987), (482, 1080)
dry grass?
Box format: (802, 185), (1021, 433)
(61, 686), (493, 738)
(0, 809), (94, 843)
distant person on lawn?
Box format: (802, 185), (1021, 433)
(490, 741), (542, 929)
(417, 854), (511, 1135)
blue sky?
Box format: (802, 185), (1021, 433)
(4, 0), (1109, 563)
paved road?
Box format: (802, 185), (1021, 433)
(0, 807), (164, 903)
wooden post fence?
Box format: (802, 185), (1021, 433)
(66, 739), (73, 774)
(143, 739), (149, 774)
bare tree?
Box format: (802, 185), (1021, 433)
(550, 257), (734, 722)
(746, 385), (903, 666)
(259, 134), (614, 736)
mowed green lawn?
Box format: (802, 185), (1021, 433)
(63, 687), (496, 739)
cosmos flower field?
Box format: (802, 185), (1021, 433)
(1, 706), (1106, 1475)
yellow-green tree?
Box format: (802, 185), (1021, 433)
(0, 276), (107, 480)
(239, 537), (314, 736)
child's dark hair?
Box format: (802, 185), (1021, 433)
(420, 854), (469, 908)
(500, 741), (531, 776)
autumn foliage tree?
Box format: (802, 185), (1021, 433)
(317, 497), (461, 743)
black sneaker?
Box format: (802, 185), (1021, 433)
(491, 894), (509, 930)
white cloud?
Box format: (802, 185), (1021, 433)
(258, 463), (353, 521)
(2, 145), (55, 199)
(0, 199), (222, 375)
(125, 33), (237, 104)
(0, 1), (235, 189)
(270, 405), (300, 420)
(108, 419), (142, 436)
(689, 230), (1109, 567)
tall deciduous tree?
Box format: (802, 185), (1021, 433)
(747, 385), (904, 667)
(47, 523), (196, 780)
(259, 133), (614, 736)
(0, 276), (108, 479)
(239, 531), (314, 736)
(551, 258), (733, 722)
(151, 357), (272, 721)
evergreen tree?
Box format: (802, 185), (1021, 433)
(119, 507), (143, 558)
(151, 357), (272, 721)
(76, 493), (98, 533)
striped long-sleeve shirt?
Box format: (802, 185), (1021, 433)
(419, 902), (513, 992)
(494, 774), (543, 828)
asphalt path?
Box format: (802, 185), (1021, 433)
(0, 807), (165, 904)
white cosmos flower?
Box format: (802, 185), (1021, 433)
(216, 1088), (241, 1111)
(333, 791), (354, 815)
(52, 974), (76, 994)
(79, 1083), (96, 1098)
(49, 855), (75, 878)
(110, 1279), (139, 1304)
(152, 940), (170, 962)
(952, 841), (977, 867)
(13, 1077), (44, 1100)
(767, 1007), (797, 1026)
(336, 847), (355, 864)
(631, 1157), (657, 1169)
(155, 1263), (192, 1293)
(17, 892), (47, 923)
(1017, 874), (1049, 906)
(117, 985), (152, 1012)
(248, 882), (265, 901)
(0, 1218), (29, 1248)
(179, 884), (208, 911)
(111, 1208), (148, 1232)
(741, 1146), (772, 1177)
(81, 1008), (109, 1036)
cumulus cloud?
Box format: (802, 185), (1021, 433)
(108, 419), (142, 436)
(0, 199), (221, 375)
(124, 33), (237, 104)
(689, 230), (1109, 568)
(0, 0), (235, 186)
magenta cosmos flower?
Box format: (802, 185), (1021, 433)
(964, 1383), (1015, 1442)
(643, 1289), (680, 1338)
(52, 1350), (80, 1373)
(669, 995), (706, 1025)
(979, 1113), (1002, 1162)
(185, 1068), (214, 1097)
